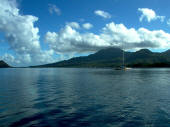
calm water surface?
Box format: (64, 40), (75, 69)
(0, 68), (170, 127)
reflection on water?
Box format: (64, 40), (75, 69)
(0, 68), (170, 127)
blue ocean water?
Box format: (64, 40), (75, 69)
(0, 68), (170, 127)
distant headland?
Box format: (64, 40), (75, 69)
(0, 60), (11, 68)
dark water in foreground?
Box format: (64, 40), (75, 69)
(0, 68), (170, 127)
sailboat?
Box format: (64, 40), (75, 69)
(115, 49), (126, 70)
(115, 48), (131, 70)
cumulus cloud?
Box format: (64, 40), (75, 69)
(66, 22), (80, 29)
(167, 19), (170, 26)
(0, 53), (17, 65)
(82, 23), (93, 29)
(94, 10), (111, 19)
(45, 26), (108, 53)
(1, 0), (170, 66)
(138, 8), (165, 22)
(45, 22), (170, 54)
(0, 0), (54, 66)
(48, 4), (61, 15)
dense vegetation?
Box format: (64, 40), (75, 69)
(31, 48), (170, 68)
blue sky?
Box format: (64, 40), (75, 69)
(0, 0), (170, 66)
(19, 0), (170, 30)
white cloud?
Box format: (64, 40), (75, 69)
(167, 19), (170, 26)
(66, 22), (80, 29)
(0, 0), (39, 58)
(0, 53), (16, 64)
(1, 0), (170, 66)
(45, 26), (107, 53)
(0, 0), (55, 66)
(82, 23), (93, 29)
(45, 22), (170, 55)
(138, 8), (165, 22)
(94, 10), (111, 19)
(48, 4), (61, 15)
(102, 23), (170, 49)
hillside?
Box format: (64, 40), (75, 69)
(31, 48), (170, 68)
(0, 60), (11, 68)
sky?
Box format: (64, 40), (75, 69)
(0, 0), (170, 66)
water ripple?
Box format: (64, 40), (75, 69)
(0, 68), (170, 127)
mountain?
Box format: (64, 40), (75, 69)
(31, 48), (170, 68)
(0, 60), (11, 68)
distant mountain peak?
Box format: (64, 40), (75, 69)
(136, 49), (152, 53)
(98, 47), (122, 52)
(95, 47), (123, 55)
(164, 49), (170, 53)
(31, 48), (170, 68)
(162, 49), (170, 57)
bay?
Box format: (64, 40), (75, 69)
(0, 68), (170, 127)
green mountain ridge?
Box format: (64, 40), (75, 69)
(31, 47), (170, 68)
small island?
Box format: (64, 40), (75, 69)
(0, 60), (11, 68)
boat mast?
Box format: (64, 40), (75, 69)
(123, 49), (125, 67)
(122, 42), (125, 67)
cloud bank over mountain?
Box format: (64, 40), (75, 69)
(45, 22), (170, 54)
(0, 0), (170, 66)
